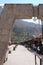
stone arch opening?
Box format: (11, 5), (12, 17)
(11, 18), (42, 43)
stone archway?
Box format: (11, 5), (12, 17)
(0, 4), (43, 65)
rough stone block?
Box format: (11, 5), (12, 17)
(38, 4), (43, 19)
(0, 34), (9, 42)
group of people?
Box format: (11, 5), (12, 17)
(4, 40), (18, 63)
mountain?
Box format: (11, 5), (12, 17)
(0, 6), (3, 15)
(12, 19), (42, 42)
(13, 19), (42, 35)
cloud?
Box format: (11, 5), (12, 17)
(0, 4), (4, 6)
(22, 19), (41, 25)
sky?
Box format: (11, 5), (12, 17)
(0, 0), (43, 6)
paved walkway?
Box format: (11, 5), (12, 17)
(4, 45), (35, 65)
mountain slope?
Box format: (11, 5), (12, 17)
(12, 19), (42, 42)
(0, 6), (3, 15)
(13, 19), (42, 35)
